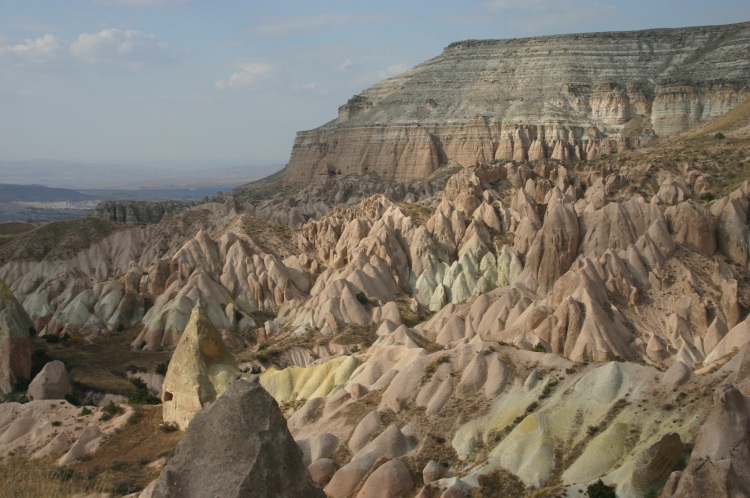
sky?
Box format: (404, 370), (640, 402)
(1, 0), (749, 170)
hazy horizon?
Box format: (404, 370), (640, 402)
(2, 1), (749, 170)
(0, 159), (282, 189)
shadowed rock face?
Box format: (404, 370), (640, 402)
(94, 200), (192, 224)
(0, 279), (32, 393)
(664, 386), (750, 498)
(285, 22), (750, 184)
(146, 380), (326, 498)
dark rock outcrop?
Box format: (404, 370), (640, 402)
(0, 279), (32, 393)
(145, 379), (326, 498)
(94, 200), (192, 224)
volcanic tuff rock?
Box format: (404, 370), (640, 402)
(663, 384), (750, 498)
(27, 361), (72, 401)
(3, 22), (750, 498)
(285, 22), (750, 184)
(0, 279), (32, 393)
(143, 380), (326, 498)
(161, 303), (241, 429)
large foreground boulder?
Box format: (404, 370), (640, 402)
(145, 379), (326, 498)
(0, 280), (32, 393)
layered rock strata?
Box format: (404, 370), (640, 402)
(285, 22), (750, 184)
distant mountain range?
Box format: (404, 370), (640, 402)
(0, 184), (93, 202)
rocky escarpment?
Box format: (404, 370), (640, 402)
(94, 200), (193, 224)
(285, 22), (750, 184)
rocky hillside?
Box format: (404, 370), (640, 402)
(0, 21), (750, 498)
(285, 22), (750, 184)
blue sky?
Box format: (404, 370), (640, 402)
(1, 0), (749, 168)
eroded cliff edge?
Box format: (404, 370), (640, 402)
(285, 22), (750, 184)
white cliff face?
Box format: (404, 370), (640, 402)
(285, 22), (750, 184)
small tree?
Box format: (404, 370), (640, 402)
(587, 479), (616, 498)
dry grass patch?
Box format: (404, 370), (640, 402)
(219, 214), (296, 257)
(333, 323), (378, 350)
(38, 328), (172, 397)
(396, 202), (433, 225)
(394, 293), (431, 328)
(0, 221), (36, 236)
(0, 455), (109, 498)
(411, 332), (444, 354)
(69, 405), (183, 495)
(234, 328), (322, 367)
(470, 468), (528, 497)
(0, 217), (126, 265)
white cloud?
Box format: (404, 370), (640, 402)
(334, 59), (354, 72)
(0, 34), (64, 64)
(247, 13), (385, 38)
(0, 29), (173, 70)
(69, 29), (172, 67)
(215, 63), (274, 90)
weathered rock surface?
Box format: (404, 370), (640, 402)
(285, 22), (750, 184)
(27, 361), (72, 401)
(145, 380), (325, 498)
(0, 399), (129, 461)
(663, 385), (750, 498)
(161, 304), (240, 429)
(0, 279), (32, 393)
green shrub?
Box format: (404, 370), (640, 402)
(79, 407), (92, 416)
(12, 377), (29, 392)
(714, 131), (726, 139)
(587, 479), (616, 498)
(99, 401), (124, 421)
(158, 421), (179, 433)
(127, 378), (160, 405)
(64, 392), (81, 406)
(532, 343), (547, 353)
(699, 192), (715, 202)
(155, 362), (168, 376)
(355, 292), (369, 305)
